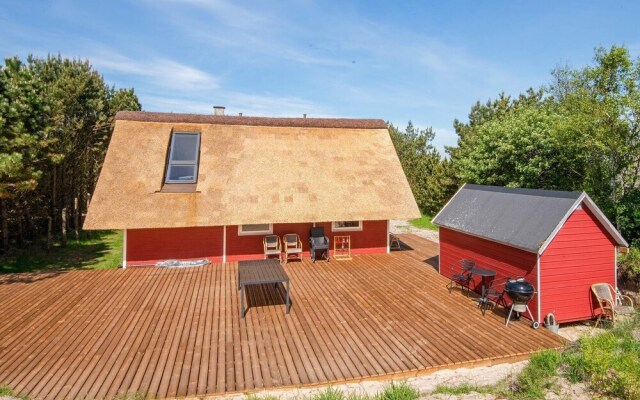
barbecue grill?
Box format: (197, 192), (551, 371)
(309, 227), (330, 262)
(504, 277), (539, 328)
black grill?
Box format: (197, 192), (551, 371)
(504, 279), (535, 304)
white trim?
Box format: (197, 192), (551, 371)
(437, 228), (441, 273)
(432, 183), (467, 226)
(222, 225), (227, 263)
(536, 253), (541, 324)
(386, 220), (390, 254)
(614, 245), (618, 290)
(238, 223), (273, 236)
(122, 229), (127, 269)
(331, 221), (363, 232)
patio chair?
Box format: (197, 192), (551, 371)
(282, 233), (303, 264)
(263, 235), (282, 261)
(309, 227), (330, 262)
(479, 276), (509, 316)
(447, 259), (476, 296)
(591, 283), (635, 327)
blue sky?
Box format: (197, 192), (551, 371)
(2, 1), (639, 152)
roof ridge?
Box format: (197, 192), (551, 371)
(115, 110), (388, 129)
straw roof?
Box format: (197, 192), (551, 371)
(84, 111), (420, 229)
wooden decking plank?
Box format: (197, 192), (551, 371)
(139, 265), (193, 398)
(26, 269), (133, 400)
(101, 267), (177, 399)
(56, 269), (152, 400)
(115, 267), (181, 397)
(207, 262), (224, 393)
(75, 269), (166, 400)
(192, 263), (215, 395)
(292, 261), (387, 378)
(229, 263), (248, 391)
(289, 261), (365, 381)
(2, 270), (111, 393)
(159, 266), (203, 398)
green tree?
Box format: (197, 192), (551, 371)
(389, 121), (453, 213)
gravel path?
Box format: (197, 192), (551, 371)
(389, 219), (439, 243)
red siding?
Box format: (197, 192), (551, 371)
(127, 227), (224, 266)
(540, 206), (616, 323)
(226, 220), (388, 261)
(439, 227), (540, 321)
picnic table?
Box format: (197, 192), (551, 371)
(237, 259), (291, 318)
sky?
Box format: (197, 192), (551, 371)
(2, 1), (639, 153)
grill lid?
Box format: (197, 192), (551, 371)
(505, 278), (535, 295)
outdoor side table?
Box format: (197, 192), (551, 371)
(469, 267), (497, 303)
(237, 259), (291, 318)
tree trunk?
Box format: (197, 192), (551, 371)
(61, 207), (67, 247)
(52, 165), (57, 233)
(86, 192), (93, 240)
(47, 216), (52, 251)
(74, 197), (80, 241)
(1, 200), (8, 253)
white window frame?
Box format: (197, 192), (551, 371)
(238, 223), (273, 236)
(165, 132), (201, 184)
(332, 221), (363, 232)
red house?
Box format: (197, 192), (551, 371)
(84, 110), (420, 266)
(433, 184), (628, 324)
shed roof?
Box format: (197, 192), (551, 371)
(433, 184), (628, 253)
(84, 111), (420, 229)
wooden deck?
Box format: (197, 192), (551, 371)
(0, 234), (565, 399)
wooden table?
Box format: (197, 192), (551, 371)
(238, 259), (291, 318)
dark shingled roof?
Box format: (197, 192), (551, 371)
(433, 184), (585, 253)
(115, 111), (388, 129)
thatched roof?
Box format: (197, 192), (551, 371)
(84, 111), (420, 229)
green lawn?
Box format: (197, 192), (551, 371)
(408, 214), (438, 231)
(0, 230), (123, 274)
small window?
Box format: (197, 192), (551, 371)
(239, 223), (273, 236)
(332, 221), (362, 232)
(165, 132), (200, 183)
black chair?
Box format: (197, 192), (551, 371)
(309, 227), (330, 262)
(447, 259), (476, 296)
(479, 276), (509, 316)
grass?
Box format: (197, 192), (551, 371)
(0, 230), (123, 274)
(408, 214), (438, 231)
(0, 384), (28, 399)
(431, 382), (495, 395)
(245, 381), (421, 400)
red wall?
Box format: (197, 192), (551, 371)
(126, 220), (388, 265)
(226, 220), (388, 261)
(439, 227), (540, 321)
(540, 206), (616, 323)
(127, 226), (224, 266)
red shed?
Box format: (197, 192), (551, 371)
(433, 184), (628, 324)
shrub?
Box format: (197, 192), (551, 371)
(377, 381), (420, 400)
(618, 247), (640, 290)
(574, 318), (640, 399)
(513, 349), (562, 399)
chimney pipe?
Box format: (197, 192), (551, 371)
(213, 106), (225, 116)
(303, 113), (307, 118)
(239, 112), (243, 117)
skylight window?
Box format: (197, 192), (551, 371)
(165, 132), (200, 183)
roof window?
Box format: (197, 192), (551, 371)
(165, 132), (200, 183)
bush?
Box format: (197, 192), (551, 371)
(618, 247), (640, 289)
(570, 318), (640, 399)
(513, 349), (562, 399)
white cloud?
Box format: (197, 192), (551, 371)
(89, 50), (219, 91)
